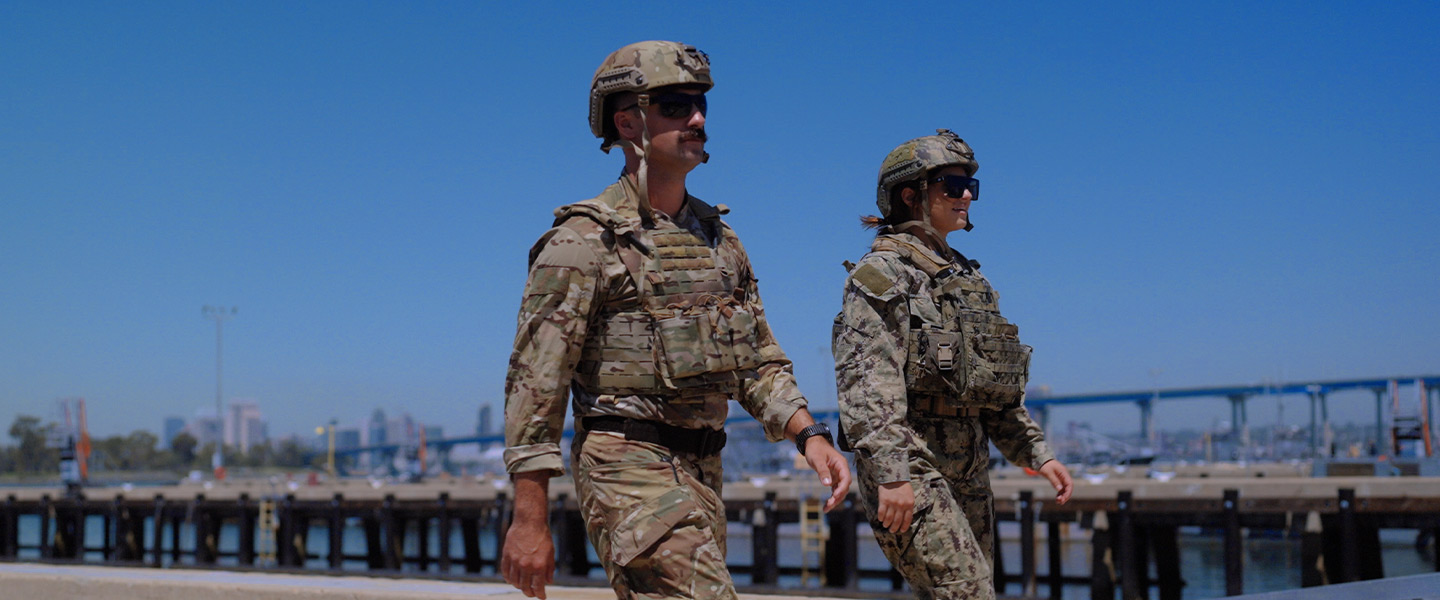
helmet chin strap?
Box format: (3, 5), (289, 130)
(618, 104), (655, 223)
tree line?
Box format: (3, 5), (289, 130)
(2, 414), (315, 476)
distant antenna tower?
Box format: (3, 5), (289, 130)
(202, 305), (237, 479)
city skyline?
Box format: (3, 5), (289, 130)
(3, 4), (1436, 440)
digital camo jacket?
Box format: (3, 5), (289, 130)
(503, 175), (807, 476)
(833, 231), (1055, 485)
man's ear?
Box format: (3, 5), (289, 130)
(614, 109), (640, 142)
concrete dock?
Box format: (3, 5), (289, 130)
(0, 563), (838, 600)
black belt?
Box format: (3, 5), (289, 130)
(582, 416), (727, 457)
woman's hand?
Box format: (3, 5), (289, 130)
(1038, 460), (1074, 505)
(876, 480), (915, 533)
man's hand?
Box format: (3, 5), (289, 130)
(876, 480), (915, 533)
(804, 436), (853, 512)
(502, 472), (555, 599)
(1038, 460), (1073, 505)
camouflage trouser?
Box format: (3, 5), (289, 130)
(857, 417), (995, 600)
(573, 430), (734, 599)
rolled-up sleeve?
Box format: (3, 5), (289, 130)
(502, 227), (601, 476)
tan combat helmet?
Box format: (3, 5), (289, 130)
(589, 41), (712, 218)
(589, 40), (712, 153)
(876, 129), (979, 228)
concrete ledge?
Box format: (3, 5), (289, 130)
(0, 563), (830, 600)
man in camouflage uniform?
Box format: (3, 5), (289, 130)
(832, 130), (1073, 600)
(500, 41), (852, 600)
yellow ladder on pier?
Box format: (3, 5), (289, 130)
(798, 496), (829, 586)
(257, 499), (278, 566)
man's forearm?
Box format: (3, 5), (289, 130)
(511, 471), (551, 526)
(783, 408), (816, 442)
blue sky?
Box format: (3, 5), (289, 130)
(2, 2), (1437, 440)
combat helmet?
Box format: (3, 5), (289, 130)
(589, 41), (712, 153)
(876, 129), (979, 227)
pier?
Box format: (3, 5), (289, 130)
(2, 471), (1438, 599)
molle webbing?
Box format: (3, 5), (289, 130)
(572, 201), (762, 395)
(871, 234), (1032, 413)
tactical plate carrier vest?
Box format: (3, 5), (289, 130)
(851, 234), (1032, 415)
(554, 189), (764, 397)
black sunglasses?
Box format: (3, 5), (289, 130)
(620, 92), (708, 120)
(931, 174), (980, 201)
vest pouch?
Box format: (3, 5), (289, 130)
(653, 311), (724, 381)
(905, 328), (966, 396)
(966, 325), (1032, 405)
(720, 305), (764, 372)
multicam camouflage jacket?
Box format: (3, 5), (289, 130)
(503, 175), (807, 476)
(833, 231), (1056, 484)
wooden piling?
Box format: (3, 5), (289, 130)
(1046, 519), (1063, 600)
(38, 494), (52, 559)
(993, 522), (1006, 596)
(195, 494), (216, 565)
(2, 495), (16, 559)
(824, 492), (859, 589)
(1020, 490), (1037, 597)
(1223, 489), (1242, 596)
(363, 515), (383, 570)
(382, 494), (400, 571)
(150, 495), (165, 568)
(238, 493), (255, 566)
(1117, 491), (1141, 600)
(437, 492), (451, 574)
(329, 493), (345, 570)
(1337, 488), (1359, 583)
(460, 515), (481, 574)
(1090, 510), (1115, 599)
(751, 491), (778, 585)
(1301, 511), (1326, 587)
(1152, 525), (1182, 600)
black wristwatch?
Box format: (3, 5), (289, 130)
(795, 423), (834, 455)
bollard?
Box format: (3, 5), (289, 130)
(1117, 491), (1141, 600)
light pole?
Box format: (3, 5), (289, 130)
(315, 419), (338, 479)
(202, 305), (237, 479)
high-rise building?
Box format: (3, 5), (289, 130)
(335, 427), (361, 451)
(225, 400), (267, 453)
(189, 409), (222, 449)
(163, 417), (186, 449)
(478, 404), (493, 437)
(368, 408), (387, 446)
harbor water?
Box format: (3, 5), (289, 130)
(14, 515), (1437, 599)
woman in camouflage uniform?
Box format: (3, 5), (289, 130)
(832, 130), (1073, 600)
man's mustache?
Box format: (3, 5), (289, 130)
(683, 128), (708, 142)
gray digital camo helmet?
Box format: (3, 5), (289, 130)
(589, 40), (713, 152)
(876, 129), (979, 218)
